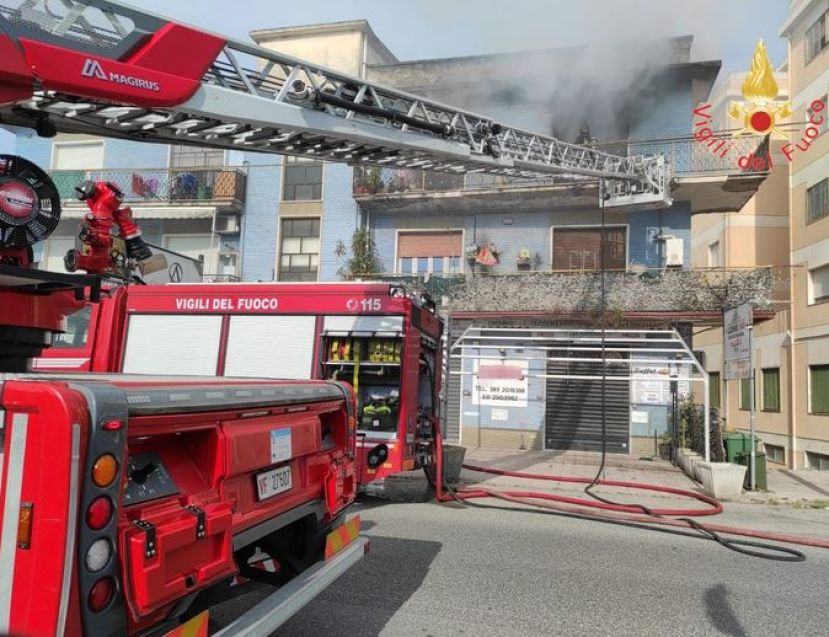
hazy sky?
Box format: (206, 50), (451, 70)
(0, 0), (790, 154)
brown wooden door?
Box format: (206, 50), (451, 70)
(552, 227), (626, 271)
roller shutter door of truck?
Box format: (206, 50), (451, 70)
(224, 315), (316, 379)
(123, 315), (222, 375)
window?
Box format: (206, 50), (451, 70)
(809, 364), (829, 414)
(806, 451), (829, 470)
(810, 264), (829, 304)
(282, 156), (323, 201)
(52, 305), (92, 349)
(397, 231), (463, 275)
(739, 377), (753, 410)
(709, 372), (721, 410)
(552, 227), (627, 271)
(278, 218), (320, 281)
(807, 179), (829, 224)
(707, 241), (720, 268)
(762, 368), (780, 412)
(806, 13), (827, 64)
(52, 141), (104, 170)
(170, 146), (225, 168)
(765, 444), (786, 465)
(807, 95), (829, 133)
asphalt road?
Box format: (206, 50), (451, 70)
(212, 491), (829, 636)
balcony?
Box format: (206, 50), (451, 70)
(352, 135), (769, 215)
(49, 167), (247, 209)
(360, 267), (782, 325)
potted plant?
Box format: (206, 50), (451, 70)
(516, 247), (533, 269)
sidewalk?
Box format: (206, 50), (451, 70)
(460, 448), (829, 508)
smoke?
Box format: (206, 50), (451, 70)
(406, 0), (774, 144)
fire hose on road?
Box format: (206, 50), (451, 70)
(431, 434), (828, 562)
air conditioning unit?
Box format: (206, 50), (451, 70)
(664, 237), (684, 268)
(213, 214), (239, 234)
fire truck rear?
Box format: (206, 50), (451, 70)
(0, 374), (363, 637)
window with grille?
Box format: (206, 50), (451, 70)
(278, 218), (320, 282)
(739, 377), (752, 410)
(709, 372), (721, 410)
(170, 146), (225, 168)
(806, 13), (827, 64)
(807, 179), (828, 224)
(765, 444), (786, 465)
(810, 264), (829, 304)
(809, 364), (829, 414)
(282, 156), (323, 201)
(762, 368), (780, 412)
(806, 451), (829, 470)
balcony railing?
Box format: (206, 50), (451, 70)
(50, 167), (247, 207)
(352, 135), (766, 198)
(354, 267), (781, 313)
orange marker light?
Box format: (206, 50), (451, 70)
(92, 454), (118, 487)
(17, 502), (33, 549)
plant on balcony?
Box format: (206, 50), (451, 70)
(336, 227), (382, 278)
(516, 247), (533, 269)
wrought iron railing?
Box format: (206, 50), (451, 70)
(49, 167), (247, 206)
(352, 135), (766, 197)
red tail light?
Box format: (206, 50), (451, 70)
(86, 497), (113, 530)
(88, 577), (114, 612)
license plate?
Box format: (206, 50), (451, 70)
(256, 465), (292, 500)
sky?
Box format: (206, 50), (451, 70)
(0, 0), (790, 155)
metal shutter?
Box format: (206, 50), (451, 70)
(123, 314), (222, 376)
(224, 315), (316, 379)
(443, 319), (470, 443)
(545, 349), (630, 453)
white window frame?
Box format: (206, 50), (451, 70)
(808, 261), (829, 305)
(276, 217), (321, 282)
(550, 224), (630, 271)
(806, 12), (828, 65)
(393, 228), (465, 275)
(167, 145), (227, 169)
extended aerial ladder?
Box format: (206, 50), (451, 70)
(0, 0), (671, 210)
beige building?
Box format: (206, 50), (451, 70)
(693, 1), (829, 470)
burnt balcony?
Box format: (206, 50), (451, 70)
(357, 267), (782, 325)
(352, 135), (769, 215)
(49, 167), (247, 210)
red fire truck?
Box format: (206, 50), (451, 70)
(37, 282), (445, 485)
(0, 0), (672, 633)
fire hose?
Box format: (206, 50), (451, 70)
(431, 434), (825, 562)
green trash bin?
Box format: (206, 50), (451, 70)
(724, 432), (760, 463)
(736, 451), (767, 490)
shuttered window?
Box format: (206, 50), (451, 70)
(709, 372), (721, 410)
(739, 378), (752, 410)
(397, 231), (462, 274)
(762, 368), (780, 412)
(552, 227), (626, 271)
(807, 179), (829, 224)
(810, 365), (829, 414)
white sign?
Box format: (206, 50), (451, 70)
(631, 364), (670, 405)
(490, 408), (509, 422)
(631, 410), (649, 424)
(473, 360), (528, 407)
(270, 428), (292, 464)
(724, 303), (752, 380)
